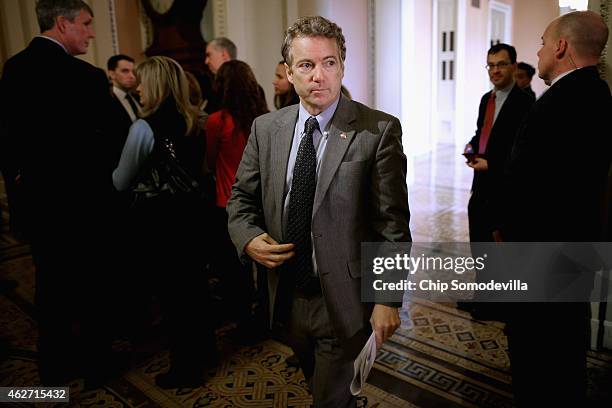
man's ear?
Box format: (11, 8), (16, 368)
(555, 38), (569, 59)
(285, 63), (294, 84)
(56, 15), (68, 33)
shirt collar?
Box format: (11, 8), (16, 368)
(297, 94), (341, 136)
(37, 35), (68, 54)
(113, 86), (127, 99)
(551, 69), (577, 86)
(494, 80), (515, 95)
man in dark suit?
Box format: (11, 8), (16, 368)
(227, 16), (411, 407)
(107, 54), (139, 166)
(0, 0), (116, 386)
(498, 11), (610, 406)
(203, 37), (267, 114)
(203, 37), (235, 113)
(515, 62), (536, 99)
(465, 44), (534, 243)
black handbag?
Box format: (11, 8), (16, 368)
(130, 133), (200, 209)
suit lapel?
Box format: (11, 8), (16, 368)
(313, 95), (356, 217)
(271, 106), (299, 240)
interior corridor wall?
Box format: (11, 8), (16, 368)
(372, 0), (434, 184)
(374, 0), (402, 119)
(114, 0), (143, 62)
(455, 0), (489, 149)
(0, 0), (38, 68)
(224, 0), (284, 111)
(401, 0), (433, 159)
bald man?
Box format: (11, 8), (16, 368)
(498, 11), (610, 406)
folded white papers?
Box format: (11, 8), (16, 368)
(350, 331), (377, 395)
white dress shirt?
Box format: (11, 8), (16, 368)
(113, 86), (139, 122)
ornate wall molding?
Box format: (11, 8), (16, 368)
(139, 4), (154, 50)
(108, 0), (119, 54)
(599, 0), (610, 80)
(368, 0), (376, 107)
(18, 1), (35, 47)
(212, 0), (227, 37)
(0, 4), (8, 67)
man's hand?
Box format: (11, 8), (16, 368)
(370, 304), (401, 349)
(468, 157), (488, 171)
(245, 233), (294, 268)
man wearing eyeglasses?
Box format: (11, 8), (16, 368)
(464, 43), (534, 244)
(459, 44), (535, 322)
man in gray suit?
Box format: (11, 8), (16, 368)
(227, 16), (411, 407)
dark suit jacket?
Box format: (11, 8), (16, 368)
(522, 85), (536, 100)
(469, 84), (534, 195)
(0, 37), (114, 238)
(467, 85), (533, 240)
(498, 68), (610, 404)
(503, 66), (611, 242)
(227, 94), (411, 341)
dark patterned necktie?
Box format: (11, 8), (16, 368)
(286, 116), (319, 288)
(125, 93), (140, 119)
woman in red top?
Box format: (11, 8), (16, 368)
(206, 61), (268, 205)
(205, 60), (268, 334)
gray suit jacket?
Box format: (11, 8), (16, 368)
(227, 94), (411, 340)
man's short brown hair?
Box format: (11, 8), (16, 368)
(281, 16), (346, 67)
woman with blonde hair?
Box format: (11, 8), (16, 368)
(113, 56), (216, 389)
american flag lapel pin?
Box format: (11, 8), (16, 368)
(340, 132), (347, 139)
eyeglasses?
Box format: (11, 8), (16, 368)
(485, 62), (512, 70)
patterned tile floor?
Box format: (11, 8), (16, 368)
(1, 144), (611, 407)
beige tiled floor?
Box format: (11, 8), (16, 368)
(409, 144), (472, 243)
(4, 144), (610, 407)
